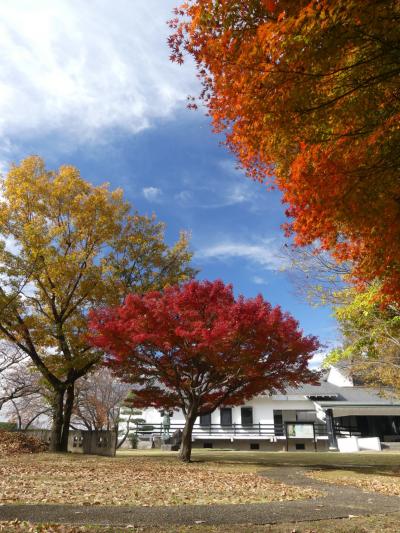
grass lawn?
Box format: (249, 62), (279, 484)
(0, 451), (319, 507)
(123, 448), (400, 468)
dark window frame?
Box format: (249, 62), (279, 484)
(220, 407), (233, 427)
(273, 409), (284, 436)
(200, 413), (212, 427)
(241, 407), (253, 427)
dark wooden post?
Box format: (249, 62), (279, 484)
(313, 423), (317, 452)
(285, 422), (289, 452)
(325, 408), (338, 450)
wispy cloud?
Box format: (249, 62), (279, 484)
(175, 190), (193, 204)
(309, 331), (341, 369)
(221, 182), (256, 206)
(0, 0), (198, 143)
(196, 238), (287, 271)
(173, 159), (268, 211)
(218, 159), (241, 176)
(142, 186), (163, 202)
(175, 178), (258, 210)
(252, 275), (268, 285)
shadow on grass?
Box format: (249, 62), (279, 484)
(119, 449), (400, 477)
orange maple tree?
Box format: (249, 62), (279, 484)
(169, 0), (400, 301)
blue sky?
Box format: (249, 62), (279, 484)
(0, 0), (339, 365)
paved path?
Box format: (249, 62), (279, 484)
(0, 467), (399, 527)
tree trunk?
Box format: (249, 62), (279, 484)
(179, 412), (197, 462)
(117, 411), (131, 449)
(60, 383), (75, 452)
(49, 388), (65, 452)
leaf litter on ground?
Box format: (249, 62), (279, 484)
(307, 468), (400, 496)
(0, 453), (319, 506)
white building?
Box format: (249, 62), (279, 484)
(134, 365), (400, 452)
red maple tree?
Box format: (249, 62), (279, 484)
(89, 280), (319, 461)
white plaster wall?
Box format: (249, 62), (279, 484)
(327, 366), (353, 387)
(138, 397), (317, 426)
(141, 407), (181, 424)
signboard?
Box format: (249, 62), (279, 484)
(286, 423), (314, 439)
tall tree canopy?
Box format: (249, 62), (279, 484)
(170, 0), (400, 301)
(0, 156), (194, 451)
(89, 279), (319, 461)
(327, 284), (400, 395)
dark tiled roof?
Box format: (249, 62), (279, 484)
(271, 379), (400, 405)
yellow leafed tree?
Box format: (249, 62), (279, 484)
(0, 156), (195, 451)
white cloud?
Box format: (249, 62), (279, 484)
(142, 186), (163, 202)
(218, 159), (241, 176)
(176, 180), (257, 209)
(175, 190), (193, 204)
(217, 160), (255, 204)
(0, 0), (198, 143)
(309, 333), (341, 369)
(196, 238), (287, 271)
(223, 183), (255, 205)
(4, 236), (20, 255)
(252, 275), (268, 285)
(309, 350), (329, 369)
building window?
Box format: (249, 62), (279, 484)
(250, 443), (260, 450)
(296, 443), (306, 450)
(220, 407), (232, 427)
(273, 410), (284, 436)
(203, 442), (213, 448)
(296, 411), (316, 423)
(200, 413), (211, 427)
(241, 407), (253, 427)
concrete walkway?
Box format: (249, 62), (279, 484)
(0, 467), (399, 527)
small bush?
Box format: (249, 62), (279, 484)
(0, 422), (17, 431)
(129, 433), (138, 449)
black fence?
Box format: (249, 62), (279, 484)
(135, 422), (331, 439)
(334, 424), (363, 438)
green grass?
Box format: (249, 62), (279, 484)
(119, 448), (400, 469)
